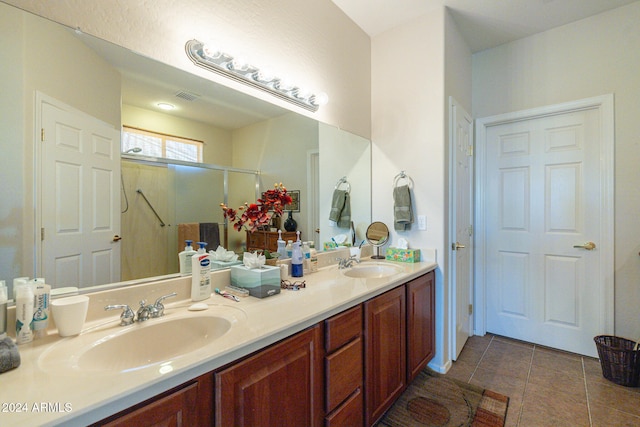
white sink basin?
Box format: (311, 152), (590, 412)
(39, 309), (242, 374)
(342, 263), (403, 279)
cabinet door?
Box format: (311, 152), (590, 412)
(407, 271), (436, 382)
(100, 373), (213, 427)
(215, 325), (323, 427)
(364, 286), (406, 426)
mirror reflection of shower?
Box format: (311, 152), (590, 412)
(125, 147), (142, 154)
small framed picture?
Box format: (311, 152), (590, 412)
(288, 190), (300, 212)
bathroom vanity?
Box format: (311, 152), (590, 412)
(0, 257), (435, 427)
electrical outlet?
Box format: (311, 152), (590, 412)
(418, 215), (426, 230)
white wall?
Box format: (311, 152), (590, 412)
(6, 0), (371, 139)
(472, 2), (640, 339)
(319, 123), (372, 247)
(371, 8), (449, 371)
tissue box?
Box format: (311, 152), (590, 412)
(386, 247), (421, 263)
(211, 260), (242, 270)
(323, 241), (338, 251)
(230, 265), (280, 298)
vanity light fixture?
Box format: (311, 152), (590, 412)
(185, 39), (328, 112)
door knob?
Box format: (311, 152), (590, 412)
(452, 242), (466, 251)
(573, 241), (596, 250)
(112, 235), (122, 242)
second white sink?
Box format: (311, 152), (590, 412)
(342, 263), (403, 279)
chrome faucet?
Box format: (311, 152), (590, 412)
(151, 292), (177, 318)
(105, 292), (176, 325)
(104, 304), (136, 326)
(136, 300), (153, 322)
(338, 255), (361, 269)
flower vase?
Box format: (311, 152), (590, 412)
(284, 211), (297, 232)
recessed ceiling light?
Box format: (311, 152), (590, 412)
(157, 102), (175, 110)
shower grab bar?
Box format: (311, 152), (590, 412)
(136, 189), (166, 227)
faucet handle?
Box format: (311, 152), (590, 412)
(105, 304), (135, 326)
(152, 292), (177, 318)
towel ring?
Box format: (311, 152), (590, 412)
(335, 176), (351, 193)
(393, 171), (414, 189)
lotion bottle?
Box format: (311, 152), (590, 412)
(191, 242), (212, 301)
(30, 278), (50, 339)
(291, 241), (304, 278)
(15, 283), (34, 344)
(302, 241), (311, 274)
(179, 240), (197, 275)
(0, 281), (7, 339)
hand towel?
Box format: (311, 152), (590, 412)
(329, 189), (347, 223)
(178, 223), (200, 248)
(337, 192), (351, 228)
(0, 336), (20, 373)
(393, 185), (413, 231)
(199, 222), (220, 250)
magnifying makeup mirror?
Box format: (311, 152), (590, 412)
(365, 222), (390, 259)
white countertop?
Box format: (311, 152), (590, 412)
(0, 259), (436, 426)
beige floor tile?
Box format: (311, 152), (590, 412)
(446, 359), (476, 383)
(586, 376), (640, 417)
(519, 387), (590, 426)
(531, 346), (584, 378)
(527, 364), (587, 400)
(589, 402), (640, 427)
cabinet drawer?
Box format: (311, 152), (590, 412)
(325, 388), (363, 427)
(325, 337), (362, 413)
(325, 305), (362, 353)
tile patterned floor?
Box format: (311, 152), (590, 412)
(446, 334), (640, 426)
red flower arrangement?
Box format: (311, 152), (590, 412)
(220, 183), (293, 232)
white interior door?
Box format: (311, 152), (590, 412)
(480, 98), (614, 357)
(40, 96), (121, 288)
(449, 98), (473, 360)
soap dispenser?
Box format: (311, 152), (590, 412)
(277, 230), (287, 259)
(291, 241), (304, 278)
(179, 240), (197, 275)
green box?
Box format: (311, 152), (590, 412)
(230, 265), (280, 298)
(385, 247), (421, 263)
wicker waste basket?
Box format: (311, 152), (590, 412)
(594, 335), (640, 387)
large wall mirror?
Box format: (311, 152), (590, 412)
(0, 2), (371, 298)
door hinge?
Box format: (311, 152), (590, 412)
(41, 227), (45, 241)
(41, 128), (45, 142)
(467, 145), (473, 157)
(468, 304), (473, 315)
(468, 225), (473, 236)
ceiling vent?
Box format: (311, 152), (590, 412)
(174, 90), (200, 102)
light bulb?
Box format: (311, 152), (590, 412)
(310, 92), (329, 106)
(275, 78), (294, 92)
(292, 87), (311, 100)
(201, 43), (222, 60)
(228, 56), (249, 72)
(252, 68), (275, 84)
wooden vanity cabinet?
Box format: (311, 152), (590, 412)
(407, 271), (436, 382)
(246, 230), (298, 252)
(324, 305), (363, 426)
(215, 324), (324, 427)
(96, 372), (213, 427)
(364, 286), (407, 426)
